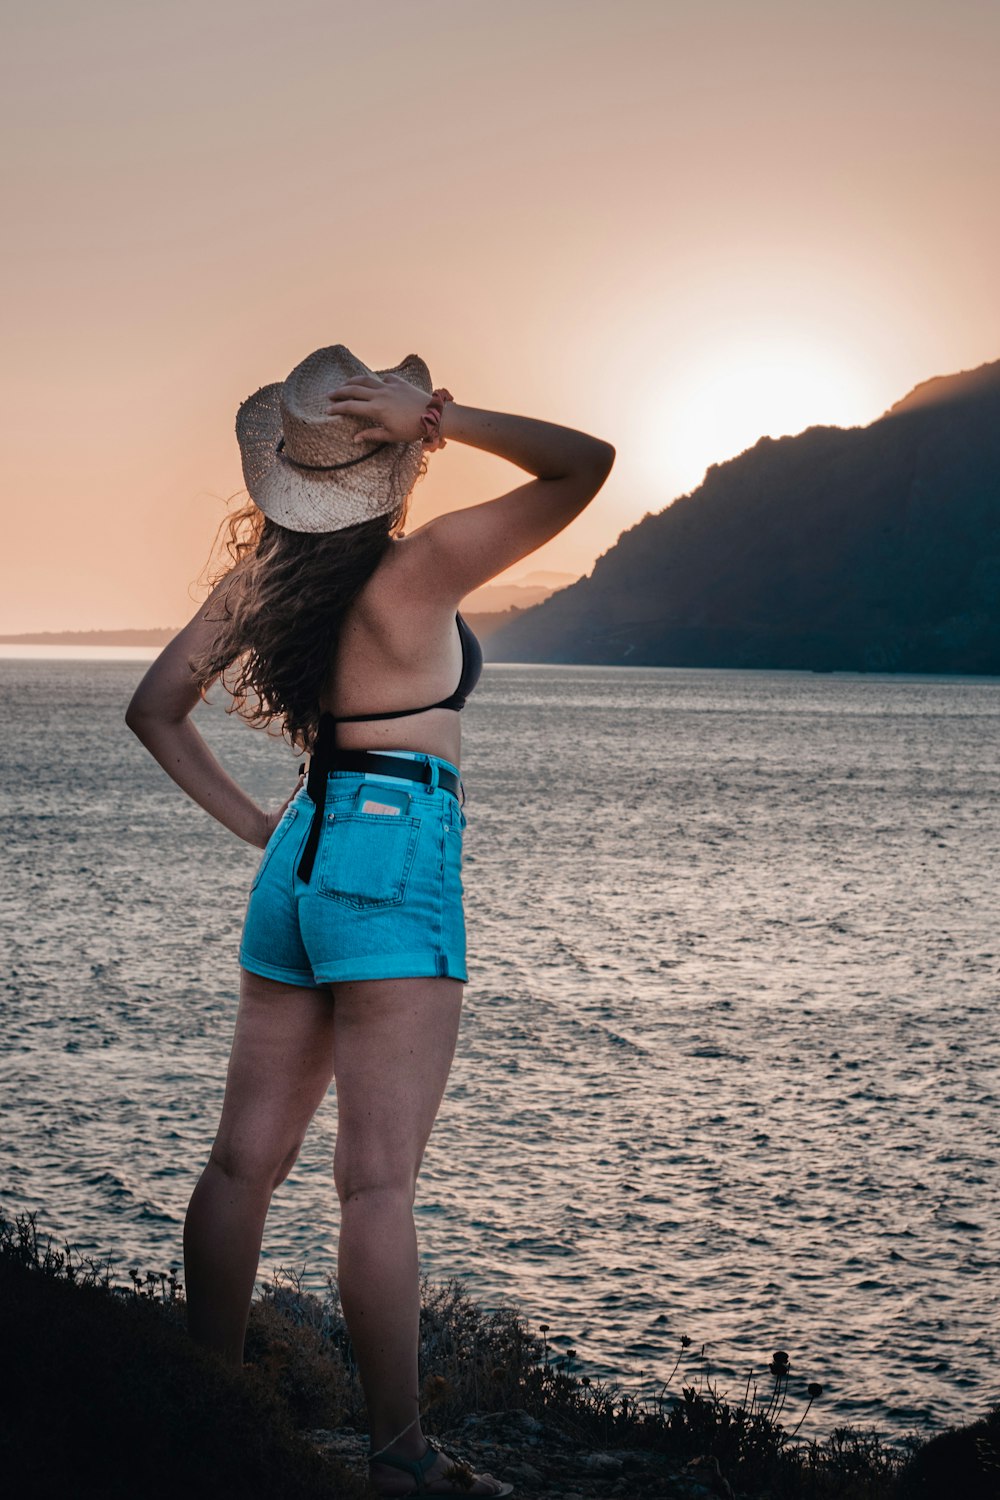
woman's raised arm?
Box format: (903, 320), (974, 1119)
(402, 403), (614, 603)
(326, 374), (615, 605)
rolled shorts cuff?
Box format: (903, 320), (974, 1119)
(311, 951), (469, 985)
(239, 947), (317, 989)
(239, 945), (468, 987)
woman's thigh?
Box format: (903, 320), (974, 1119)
(211, 969), (338, 1179)
(331, 976), (464, 1200)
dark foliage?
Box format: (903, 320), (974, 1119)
(5, 1209), (998, 1498)
(891, 1403), (1000, 1499)
(0, 1229), (365, 1499)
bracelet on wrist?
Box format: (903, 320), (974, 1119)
(420, 388), (454, 451)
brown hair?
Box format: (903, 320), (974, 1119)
(191, 452), (428, 752)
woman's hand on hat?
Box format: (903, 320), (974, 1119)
(326, 372), (429, 445)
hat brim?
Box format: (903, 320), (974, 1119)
(235, 351), (433, 534)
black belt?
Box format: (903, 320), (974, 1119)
(297, 742), (463, 883)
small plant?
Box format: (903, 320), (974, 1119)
(127, 1265), (183, 1303)
(0, 1208), (117, 1289)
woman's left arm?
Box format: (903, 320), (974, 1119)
(125, 574), (290, 849)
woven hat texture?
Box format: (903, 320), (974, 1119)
(236, 344), (433, 533)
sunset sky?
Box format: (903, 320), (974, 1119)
(3, 0), (999, 632)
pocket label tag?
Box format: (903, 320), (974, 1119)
(354, 783), (412, 817)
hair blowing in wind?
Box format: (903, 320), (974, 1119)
(188, 458), (423, 751)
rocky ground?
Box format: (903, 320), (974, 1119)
(307, 1407), (736, 1499)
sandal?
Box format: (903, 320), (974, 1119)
(368, 1436), (514, 1496)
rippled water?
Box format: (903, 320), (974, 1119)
(2, 657), (998, 1445)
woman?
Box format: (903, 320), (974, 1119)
(126, 344), (615, 1497)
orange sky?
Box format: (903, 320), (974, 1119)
(3, 0), (999, 632)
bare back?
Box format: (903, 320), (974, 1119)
(319, 537), (470, 765)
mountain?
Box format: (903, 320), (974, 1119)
(460, 608), (529, 641)
(512, 569), (580, 589)
(461, 572), (578, 613)
(485, 359), (1000, 674)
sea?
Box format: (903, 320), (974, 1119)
(1, 650), (998, 1448)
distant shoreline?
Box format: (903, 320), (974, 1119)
(0, 610), (525, 649)
(0, 629), (179, 646)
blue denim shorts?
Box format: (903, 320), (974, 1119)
(239, 752), (468, 987)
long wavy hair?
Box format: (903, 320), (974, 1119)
(191, 451), (428, 752)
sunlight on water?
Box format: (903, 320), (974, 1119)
(1, 659), (998, 1445)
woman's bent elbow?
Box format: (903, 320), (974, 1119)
(125, 696), (162, 737)
(588, 440), (616, 476)
(124, 699), (146, 736)
(587, 442), (616, 486)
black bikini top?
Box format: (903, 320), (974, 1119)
(324, 610), (483, 732)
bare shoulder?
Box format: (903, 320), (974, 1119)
(351, 538), (462, 648)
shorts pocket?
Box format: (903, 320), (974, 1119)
(250, 807), (297, 893)
(317, 812), (421, 909)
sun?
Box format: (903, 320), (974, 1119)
(643, 337), (881, 501)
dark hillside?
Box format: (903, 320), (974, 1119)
(487, 359), (1000, 673)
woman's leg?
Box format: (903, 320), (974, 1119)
(183, 969), (337, 1366)
(331, 975), (464, 1464)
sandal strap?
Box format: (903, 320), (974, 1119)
(369, 1437), (440, 1491)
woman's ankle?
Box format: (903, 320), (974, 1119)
(369, 1430), (429, 1465)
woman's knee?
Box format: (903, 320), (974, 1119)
(333, 1143), (418, 1209)
(210, 1134), (303, 1193)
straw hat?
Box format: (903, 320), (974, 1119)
(236, 344), (434, 533)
